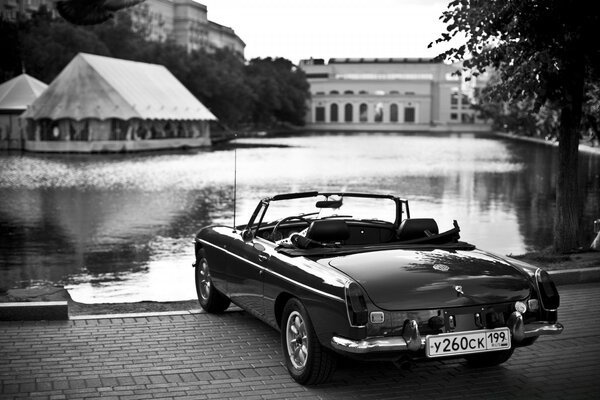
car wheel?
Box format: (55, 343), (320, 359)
(195, 250), (230, 313)
(464, 348), (514, 368)
(281, 298), (337, 385)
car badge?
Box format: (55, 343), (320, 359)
(432, 263), (449, 272)
(454, 285), (464, 297)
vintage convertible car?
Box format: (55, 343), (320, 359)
(193, 191), (563, 384)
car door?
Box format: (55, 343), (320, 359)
(225, 234), (267, 318)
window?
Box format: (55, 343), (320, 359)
(330, 104), (339, 122)
(390, 104), (399, 122)
(451, 113), (458, 120)
(330, 90), (339, 95)
(359, 104), (368, 122)
(451, 88), (459, 108)
(345, 104), (353, 122)
(389, 90), (400, 95)
(315, 107), (326, 122)
(374, 90), (385, 96)
(374, 103), (384, 122)
(359, 90), (369, 95)
(404, 107), (415, 123)
(344, 90), (354, 95)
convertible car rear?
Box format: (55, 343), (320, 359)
(193, 192), (563, 384)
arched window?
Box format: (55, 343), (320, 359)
(344, 103), (353, 122)
(344, 90), (354, 95)
(359, 103), (368, 122)
(374, 103), (384, 122)
(359, 90), (369, 95)
(390, 104), (399, 122)
(330, 104), (339, 122)
(330, 90), (339, 95)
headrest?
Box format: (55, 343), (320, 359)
(397, 218), (439, 241)
(306, 220), (350, 242)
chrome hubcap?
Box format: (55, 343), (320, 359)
(198, 259), (211, 301)
(286, 311), (308, 369)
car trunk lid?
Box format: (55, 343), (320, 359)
(327, 248), (531, 310)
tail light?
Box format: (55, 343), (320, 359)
(345, 282), (368, 327)
(535, 269), (560, 310)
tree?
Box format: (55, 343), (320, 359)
(431, 0), (600, 252)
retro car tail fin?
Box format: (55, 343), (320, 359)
(345, 282), (368, 327)
(535, 269), (560, 310)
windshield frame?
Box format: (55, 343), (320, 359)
(243, 192), (409, 239)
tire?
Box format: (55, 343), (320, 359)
(464, 348), (514, 368)
(281, 298), (337, 385)
(195, 249), (230, 313)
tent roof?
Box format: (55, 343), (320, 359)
(22, 53), (216, 121)
(0, 73), (48, 111)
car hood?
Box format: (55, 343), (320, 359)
(327, 248), (531, 310)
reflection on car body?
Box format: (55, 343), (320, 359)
(193, 191), (563, 384)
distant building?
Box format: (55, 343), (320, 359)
(298, 58), (490, 130)
(0, 0), (245, 57)
(22, 53), (216, 153)
(0, 0), (58, 20)
(129, 0), (245, 56)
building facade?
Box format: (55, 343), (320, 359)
(0, 0), (57, 20)
(0, 0), (245, 57)
(128, 0), (245, 55)
(298, 58), (488, 130)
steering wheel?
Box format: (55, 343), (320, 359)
(272, 215), (310, 241)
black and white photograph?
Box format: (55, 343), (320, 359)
(1, 1), (599, 399)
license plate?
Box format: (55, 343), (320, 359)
(426, 328), (511, 358)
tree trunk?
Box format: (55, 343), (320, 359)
(553, 61), (585, 253)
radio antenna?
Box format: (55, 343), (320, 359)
(232, 133), (238, 232)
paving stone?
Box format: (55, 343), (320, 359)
(1, 283), (599, 399)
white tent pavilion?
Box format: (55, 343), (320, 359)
(0, 73), (48, 150)
(22, 53), (217, 153)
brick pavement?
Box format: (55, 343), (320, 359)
(1, 283), (599, 400)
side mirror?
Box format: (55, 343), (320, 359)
(241, 229), (253, 241)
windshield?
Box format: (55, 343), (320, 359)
(261, 194), (399, 225)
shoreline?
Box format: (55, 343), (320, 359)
(494, 131), (600, 155)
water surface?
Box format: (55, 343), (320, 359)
(1, 132), (598, 303)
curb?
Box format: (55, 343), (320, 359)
(549, 267), (600, 286)
(0, 301), (68, 321)
(0, 270), (598, 321)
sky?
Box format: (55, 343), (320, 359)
(199, 0), (454, 64)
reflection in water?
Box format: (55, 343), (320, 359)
(0, 133), (598, 303)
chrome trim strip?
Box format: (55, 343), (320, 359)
(198, 239), (344, 302)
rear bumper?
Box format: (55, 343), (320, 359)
(331, 313), (563, 355)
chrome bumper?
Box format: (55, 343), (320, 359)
(331, 314), (563, 355)
(507, 311), (564, 341)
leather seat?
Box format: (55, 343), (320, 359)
(396, 218), (439, 241)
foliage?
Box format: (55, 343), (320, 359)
(246, 57), (310, 127)
(0, 9), (309, 129)
(431, 0), (600, 252)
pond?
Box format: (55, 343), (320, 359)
(0, 132), (598, 303)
